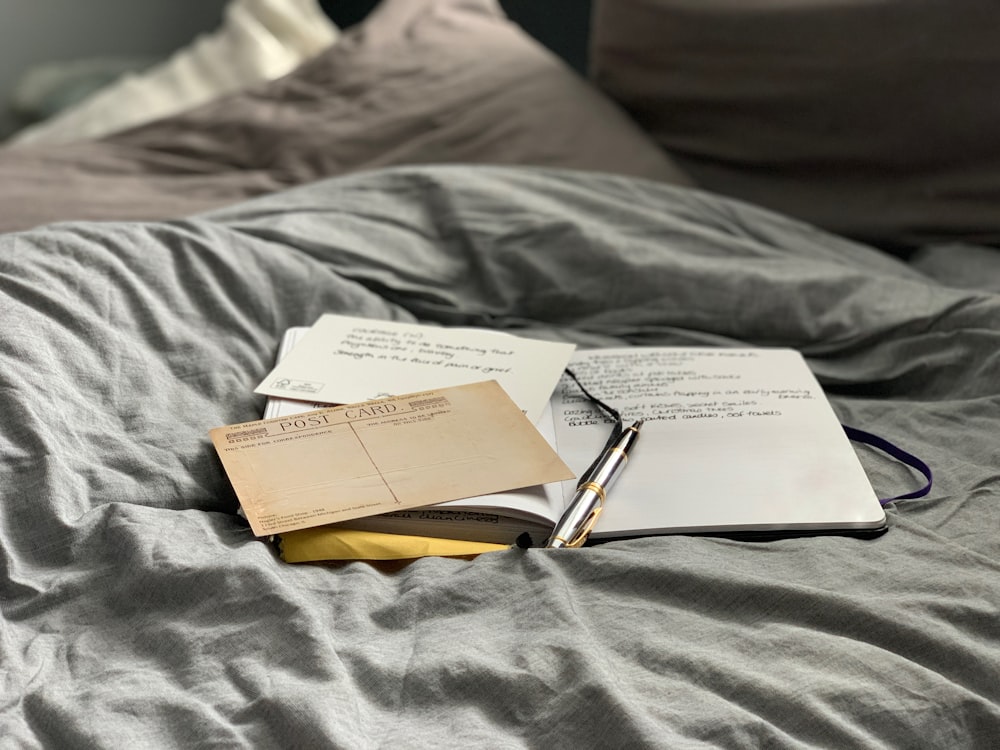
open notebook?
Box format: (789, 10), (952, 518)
(265, 330), (886, 545)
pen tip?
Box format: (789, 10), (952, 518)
(632, 419), (644, 430)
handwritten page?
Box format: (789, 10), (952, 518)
(255, 315), (576, 424)
(550, 348), (884, 537)
(211, 381), (573, 536)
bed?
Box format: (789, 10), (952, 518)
(2, 0), (998, 746)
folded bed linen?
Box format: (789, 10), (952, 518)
(0, 0), (688, 236)
(1, 166), (997, 747)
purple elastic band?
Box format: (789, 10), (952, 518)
(843, 425), (933, 505)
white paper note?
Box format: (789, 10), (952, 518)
(254, 315), (576, 424)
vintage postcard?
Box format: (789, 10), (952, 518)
(210, 380), (573, 536)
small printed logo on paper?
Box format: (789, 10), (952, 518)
(272, 378), (323, 394)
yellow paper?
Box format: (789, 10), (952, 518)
(278, 527), (508, 562)
(210, 380), (573, 537)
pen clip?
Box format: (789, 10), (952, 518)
(566, 503), (604, 548)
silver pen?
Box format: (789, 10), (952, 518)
(545, 420), (644, 548)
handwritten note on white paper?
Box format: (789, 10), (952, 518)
(549, 347), (883, 536)
(554, 348), (823, 427)
(254, 315), (576, 424)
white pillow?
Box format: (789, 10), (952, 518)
(8, 0), (338, 147)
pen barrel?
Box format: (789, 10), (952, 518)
(588, 447), (629, 489)
(546, 486), (604, 548)
(545, 447), (629, 547)
(545, 421), (642, 548)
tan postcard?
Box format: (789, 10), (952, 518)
(210, 380), (573, 537)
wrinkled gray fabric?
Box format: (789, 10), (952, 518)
(909, 243), (1000, 294)
(1, 166), (998, 747)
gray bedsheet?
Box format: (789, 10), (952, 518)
(2, 166), (998, 747)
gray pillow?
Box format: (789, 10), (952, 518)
(590, 0), (1000, 253)
(0, 0), (690, 234)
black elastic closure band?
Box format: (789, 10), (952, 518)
(843, 425), (933, 505)
(563, 368), (623, 485)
